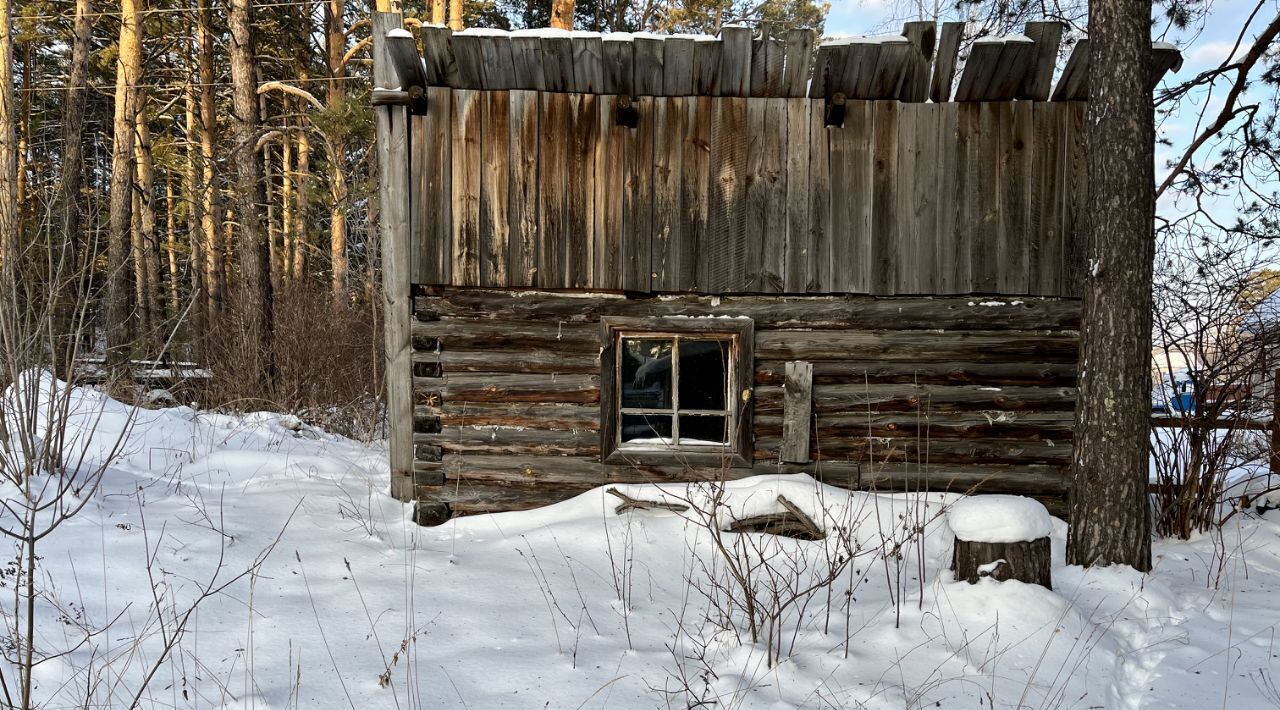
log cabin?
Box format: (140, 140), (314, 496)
(369, 14), (1182, 524)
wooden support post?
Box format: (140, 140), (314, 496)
(374, 11), (416, 502)
(780, 360), (813, 463)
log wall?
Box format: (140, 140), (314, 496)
(411, 289), (1080, 520)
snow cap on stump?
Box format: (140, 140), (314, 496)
(948, 495), (1052, 544)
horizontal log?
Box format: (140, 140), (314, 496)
(754, 360), (1077, 387)
(416, 425), (599, 456)
(415, 289), (1082, 331)
(754, 383), (1076, 414)
(421, 401), (600, 430)
(440, 454), (760, 486)
(414, 373), (601, 404)
(413, 349), (600, 374)
(419, 454), (1069, 518)
(411, 319), (601, 352)
(756, 436), (1071, 465)
(754, 331), (1079, 363)
(757, 413), (1075, 441)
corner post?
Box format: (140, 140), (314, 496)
(373, 11), (415, 501)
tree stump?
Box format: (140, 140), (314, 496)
(952, 537), (1052, 589)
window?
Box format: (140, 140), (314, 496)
(600, 317), (753, 467)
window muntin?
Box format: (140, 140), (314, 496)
(616, 334), (735, 450)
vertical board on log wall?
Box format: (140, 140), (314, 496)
(407, 96), (1088, 297)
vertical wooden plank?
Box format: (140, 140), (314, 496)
(633, 36), (665, 95)
(451, 89), (481, 285)
(479, 90), (510, 286)
(1062, 101), (1088, 296)
(652, 97), (685, 290)
(910, 103), (938, 293)
(747, 97), (787, 291)
(507, 90), (539, 286)
(477, 34), (515, 89)
(372, 11), (413, 500)
(571, 35), (604, 93)
(565, 94), (598, 288)
(621, 96), (654, 291)
(703, 96), (748, 290)
(998, 100), (1032, 294)
(781, 29), (816, 98)
(900, 21), (937, 103)
(1051, 39), (1089, 101)
(692, 38), (722, 95)
(412, 88), (453, 285)
(594, 96), (625, 289)
(663, 37), (695, 96)
(541, 35), (575, 93)
(936, 101), (963, 293)
(537, 91), (568, 287)
(1029, 101), (1062, 295)
(870, 100), (898, 295)
(846, 43), (880, 98)
(930, 22), (963, 102)
(807, 44), (835, 98)
(965, 102), (1000, 293)
(450, 34), (486, 89)
(716, 26), (752, 97)
(808, 100), (831, 291)
(894, 103), (919, 294)
(780, 360), (813, 463)
(869, 39), (911, 99)
(750, 36), (784, 97)
(680, 96), (711, 290)
(1020, 21), (1064, 100)
(602, 36), (634, 96)
(509, 35), (545, 91)
(828, 100), (872, 293)
(420, 25), (461, 88)
(784, 97), (812, 291)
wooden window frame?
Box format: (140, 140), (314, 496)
(600, 316), (754, 468)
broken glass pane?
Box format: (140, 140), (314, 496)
(621, 338), (673, 409)
(621, 414), (673, 445)
(677, 339), (729, 410)
(678, 415), (728, 445)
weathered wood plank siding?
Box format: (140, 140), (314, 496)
(408, 97), (1088, 296)
(411, 289), (1079, 518)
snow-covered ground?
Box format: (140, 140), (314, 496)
(5, 377), (1280, 708)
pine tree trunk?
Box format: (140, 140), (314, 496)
(431, 0), (445, 24)
(0, 0), (15, 279)
(229, 0), (273, 381)
(1067, 0), (1155, 571)
(197, 0), (222, 320)
(165, 170), (180, 317)
(326, 0), (348, 294)
(280, 127), (295, 283)
(184, 76), (206, 338)
(57, 0), (92, 260)
(550, 0), (574, 29)
(135, 109), (162, 344)
(107, 0), (144, 355)
(292, 111), (310, 279)
(448, 0), (463, 29)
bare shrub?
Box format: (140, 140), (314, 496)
(1151, 230), (1279, 537)
(197, 280), (385, 440)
